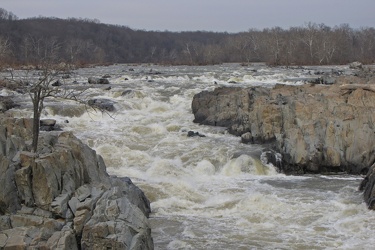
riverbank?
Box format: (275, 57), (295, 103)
(0, 114), (153, 249)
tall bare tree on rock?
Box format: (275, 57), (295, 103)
(23, 36), (83, 152)
(15, 35), (111, 153)
(26, 37), (61, 152)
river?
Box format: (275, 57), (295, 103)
(3, 63), (375, 249)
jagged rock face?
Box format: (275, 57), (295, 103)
(192, 81), (375, 174)
(0, 117), (153, 249)
(359, 163), (375, 209)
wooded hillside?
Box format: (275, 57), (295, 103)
(0, 8), (374, 66)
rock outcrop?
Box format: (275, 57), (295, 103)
(0, 116), (153, 249)
(192, 76), (375, 175)
(359, 163), (375, 209)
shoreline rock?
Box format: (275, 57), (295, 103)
(0, 116), (153, 249)
(192, 76), (375, 175)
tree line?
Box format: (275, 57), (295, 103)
(0, 8), (374, 67)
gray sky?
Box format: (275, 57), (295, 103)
(1, 0), (374, 32)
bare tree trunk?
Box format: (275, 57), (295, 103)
(31, 89), (42, 153)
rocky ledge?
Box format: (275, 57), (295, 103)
(0, 116), (153, 249)
(192, 73), (375, 208)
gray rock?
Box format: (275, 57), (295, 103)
(52, 80), (62, 86)
(0, 96), (17, 112)
(241, 132), (253, 144)
(112, 177), (151, 217)
(46, 228), (78, 250)
(81, 187), (153, 249)
(40, 118), (56, 127)
(321, 75), (336, 85)
(349, 61), (363, 69)
(0, 102), (5, 113)
(0, 215), (11, 230)
(88, 77), (110, 84)
(87, 77), (99, 84)
(192, 79), (375, 175)
(51, 193), (71, 218)
(87, 98), (116, 112)
(0, 227), (41, 249)
(0, 159), (21, 214)
(0, 116), (153, 249)
(360, 163), (375, 209)
(73, 208), (91, 235)
(15, 165), (34, 207)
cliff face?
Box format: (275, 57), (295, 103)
(0, 117), (153, 249)
(192, 77), (375, 175)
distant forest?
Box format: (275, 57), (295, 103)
(0, 8), (374, 67)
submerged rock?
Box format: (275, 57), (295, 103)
(88, 77), (110, 84)
(187, 131), (206, 137)
(87, 98), (116, 112)
(192, 76), (375, 175)
(52, 80), (62, 86)
(0, 116), (153, 249)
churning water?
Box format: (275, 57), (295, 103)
(4, 63), (375, 249)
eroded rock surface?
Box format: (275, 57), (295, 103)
(0, 116), (153, 249)
(192, 76), (375, 175)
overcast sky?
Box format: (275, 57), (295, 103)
(2, 0), (374, 32)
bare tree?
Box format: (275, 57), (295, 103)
(0, 8), (18, 20)
(24, 36), (61, 152)
(315, 25), (337, 64)
(24, 36), (114, 152)
(355, 28), (375, 64)
(263, 27), (284, 65)
(246, 30), (263, 62)
(0, 36), (11, 62)
(21, 37), (83, 152)
(29, 66), (59, 152)
(65, 38), (91, 65)
(300, 22), (319, 64)
(184, 42), (194, 64)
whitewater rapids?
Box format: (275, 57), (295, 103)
(4, 63), (375, 249)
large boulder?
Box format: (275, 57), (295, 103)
(192, 79), (375, 175)
(0, 116), (153, 249)
(0, 96), (17, 112)
(81, 184), (153, 249)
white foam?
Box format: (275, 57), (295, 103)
(0, 88), (17, 96)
